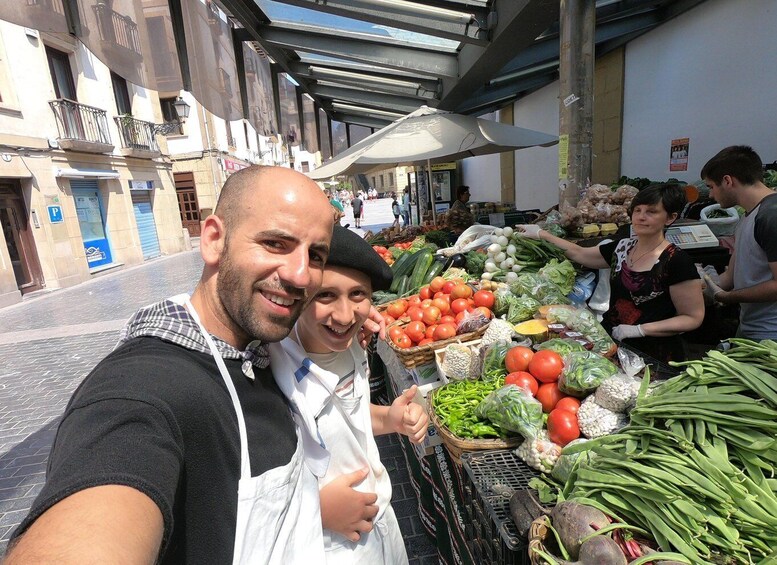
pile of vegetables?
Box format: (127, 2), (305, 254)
(557, 339), (777, 564)
(482, 229), (568, 282)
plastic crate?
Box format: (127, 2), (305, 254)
(461, 449), (541, 565)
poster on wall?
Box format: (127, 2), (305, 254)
(670, 138), (690, 172)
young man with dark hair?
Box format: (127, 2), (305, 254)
(701, 145), (777, 340)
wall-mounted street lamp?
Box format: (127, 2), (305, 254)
(153, 97), (191, 135)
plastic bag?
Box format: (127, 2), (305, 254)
(510, 274), (570, 306)
(481, 340), (512, 381)
(617, 346), (646, 378)
(700, 204), (740, 236)
(507, 295), (541, 324)
(456, 309), (490, 335)
(535, 338), (587, 357)
(546, 306), (616, 355)
(516, 430), (562, 473)
(475, 385), (544, 439)
(595, 374), (640, 413)
(551, 438), (593, 483)
(559, 351), (619, 397)
(493, 286), (516, 317)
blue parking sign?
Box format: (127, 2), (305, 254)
(48, 205), (63, 224)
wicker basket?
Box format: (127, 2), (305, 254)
(386, 320), (488, 369)
(428, 387), (523, 465)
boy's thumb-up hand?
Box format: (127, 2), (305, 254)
(389, 385), (429, 444)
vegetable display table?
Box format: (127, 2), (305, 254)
(377, 339), (477, 565)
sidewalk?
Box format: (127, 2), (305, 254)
(0, 247), (436, 562)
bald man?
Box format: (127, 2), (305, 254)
(5, 167), (341, 564)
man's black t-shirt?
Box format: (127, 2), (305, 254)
(11, 337), (298, 563)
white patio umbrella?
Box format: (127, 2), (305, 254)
(307, 106), (557, 222)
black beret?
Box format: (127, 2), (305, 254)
(327, 225), (394, 291)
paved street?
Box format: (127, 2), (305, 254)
(0, 200), (436, 561)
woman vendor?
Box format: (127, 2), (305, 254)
(518, 183), (704, 363)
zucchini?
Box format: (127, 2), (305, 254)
(389, 251), (417, 292)
(422, 257), (447, 285)
(396, 275), (410, 296)
(409, 249), (434, 292)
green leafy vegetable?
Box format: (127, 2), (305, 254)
(559, 351), (619, 396)
(536, 338), (588, 357)
(538, 259), (577, 295)
(465, 250), (487, 278)
(481, 340), (512, 381)
(507, 295), (541, 324)
(475, 384), (544, 439)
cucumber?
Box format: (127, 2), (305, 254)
(396, 275), (410, 296)
(422, 257), (447, 285)
(389, 251), (418, 292)
(409, 249), (434, 292)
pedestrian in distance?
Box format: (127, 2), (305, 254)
(351, 193), (364, 229)
(401, 186), (411, 227)
(701, 145), (777, 340)
(3, 165), (386, 564)
(391, 193), (401, 228)
(270, 225), (428, 563)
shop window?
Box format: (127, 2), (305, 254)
(46, 46), (77, 101)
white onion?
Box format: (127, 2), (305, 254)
(506, 244), (517, 256)
(497, 235), (509, 247)
(500, 261), (509, 270)
(506, 271), (519, 283)
(488, 243), (502, 254)
(494, 252), (506, 264)
(485, 261), (498, 273)
(490, 234), (499, 244)
(504, 258), (515, 268)
(512, 264), (523, 272)
(502, 226), (514, 237)
(481, 272), (493, 280)
(493, 227), (504, 237)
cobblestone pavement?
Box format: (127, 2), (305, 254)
(0, 231), (438, 562)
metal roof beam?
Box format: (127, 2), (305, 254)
(307, 84), (423, 114)
(456, 72), (558, 116)
(439, 0), (560, 109)
(314, 78), (438, 101)
(331, 112), (391, 129)
(290, 58), (440, 85)
(259, 23), (458, 77)
(270, 0), (490, 45)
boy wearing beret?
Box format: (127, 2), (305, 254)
(269, 225), (428, 564)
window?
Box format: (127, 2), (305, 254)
(389, 172), (394, 187)
(0, 34), (18, 112)
(111, 72), (131, 115)
(371, 176), (376, 188)
(379, 175), (384, 189)
(160, 97), (184, 135)
(46, 46), (76, 100)
(226, 121), (235, 148)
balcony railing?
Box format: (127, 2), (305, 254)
(49, 99), (112, 146)
(93, 3), (142, 58)
(114, 116), (160, 152)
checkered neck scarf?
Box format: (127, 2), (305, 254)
(117, 299), (269, 379)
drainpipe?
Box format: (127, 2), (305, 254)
(201, 104), (221, 203)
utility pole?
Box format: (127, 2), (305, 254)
(558, 0), (595, 209)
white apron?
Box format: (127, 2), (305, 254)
(272, 337), (408, 565)
(182, 296), (324, 565)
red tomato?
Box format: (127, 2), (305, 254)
(433, 291), (446, 299)
(439, 315), (456, 325)
(388, 325), (405, 341)
(386, 299), (407, 319)
(441, 281), (456, 294)
(422, 306), (441, 325)
(420, 299), (433, 309)
(433, 323), (457, 341)
(451, 283), (473, 300)
(504, 371), (538, 396)
(407, 307), (424, 322)
(535, 383), (565, 413)
(407, 295), (422, 305)
(547, 408), (581, 446)
(419, 286), (433, 300)
(555, 397), (582, 414)
(455, 311), (467, 324)
(405, 321), (427, 343)
(425, 324), (438, 339)
(505, 346), (534, 373)
(472, 290), (496, 309)
(382, 314), (396, 326)
(394, 334), (412, 349)
(430, 276), (446, 293)
(475, 306), (493, 320)
(450, 298), (470, 315)
(432, 298), (451, 315)
(417, 338), (434, 346)
(528, 350), (564, 383)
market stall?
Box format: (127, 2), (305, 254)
(368, 211), (777, 565)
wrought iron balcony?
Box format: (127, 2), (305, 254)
(93, 3), (142, 59)
(114, 115), (161, 158)
(49, 99), (114, 153)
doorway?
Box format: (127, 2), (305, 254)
(174, 172), (201, 237)
(0, 181), (44, 294)
(70, 179), (114, 269)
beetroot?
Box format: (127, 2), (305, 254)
(550, 501), (610, 559)
(577, 536), (627, 565)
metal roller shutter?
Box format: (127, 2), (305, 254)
(131, 191), (161, 259)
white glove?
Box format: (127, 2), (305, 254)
(516, 224), (542, 239)
(612, 324), (645, 341)
(702, 274), (724, 302)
